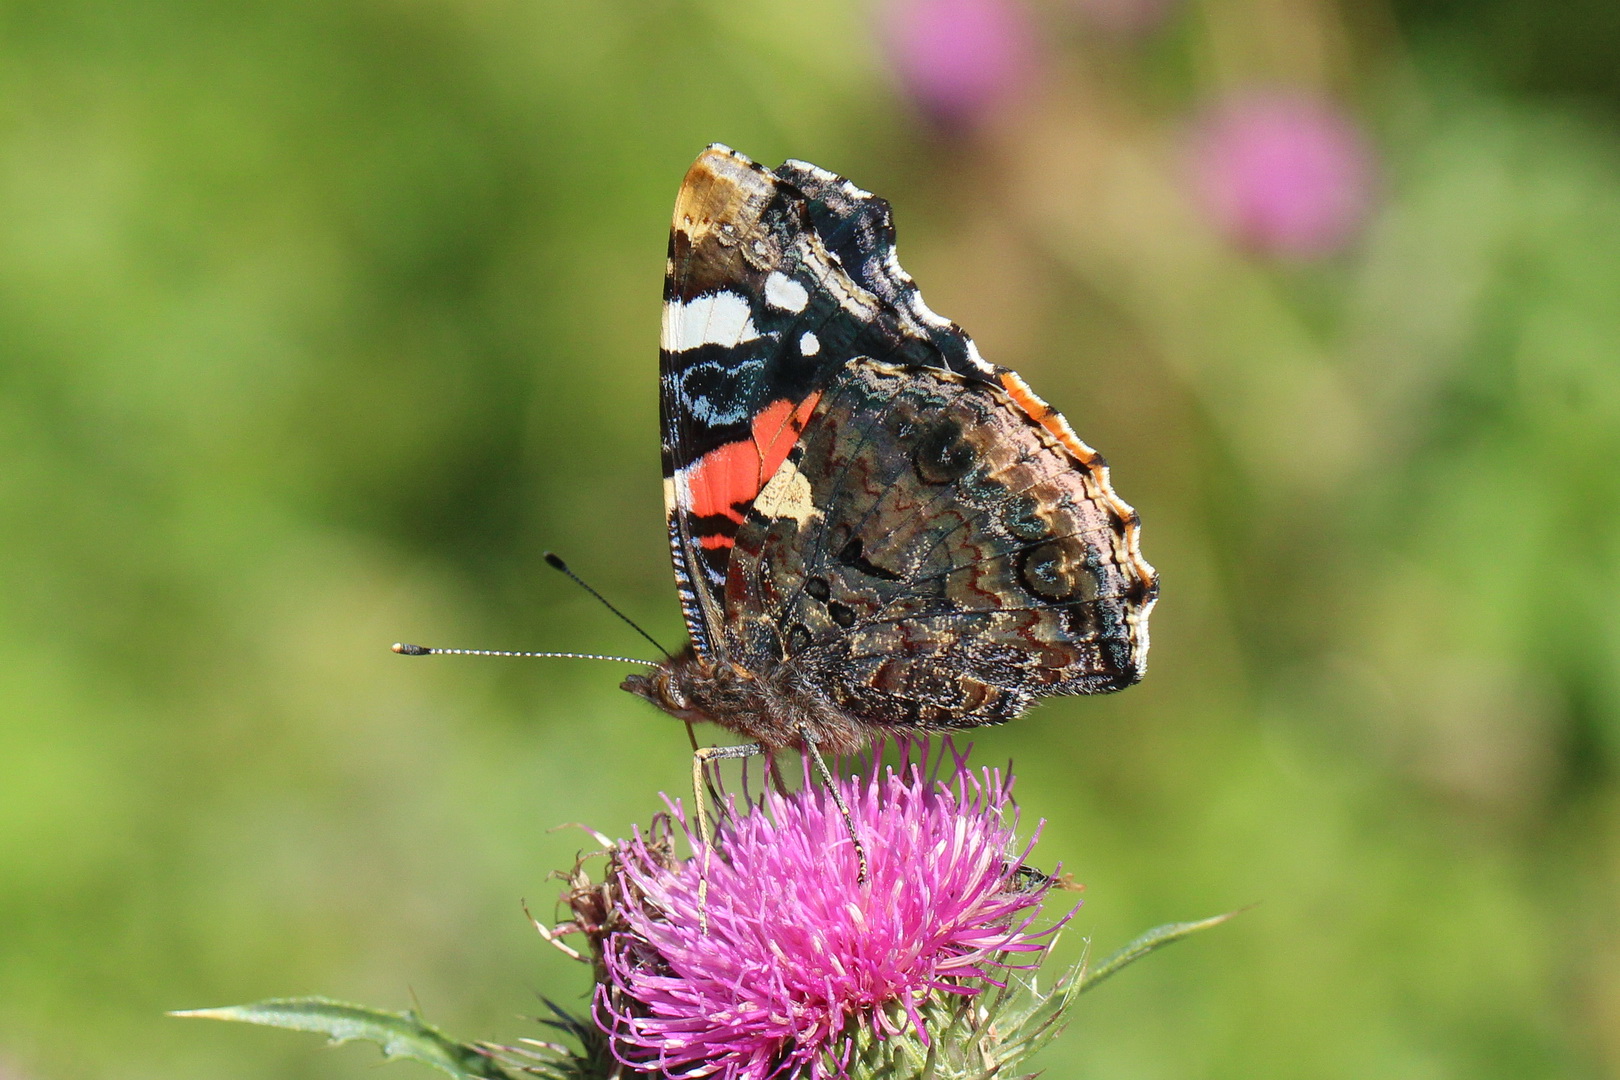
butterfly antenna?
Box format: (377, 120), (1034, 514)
(391, 643), (657, 666)
(543, 551), (670, 657)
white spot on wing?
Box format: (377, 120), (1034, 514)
(663, 291), (761, 352)
(751, 458), (818, 525)
(799, 331), (820, 356)
(764, 272), (809, 313)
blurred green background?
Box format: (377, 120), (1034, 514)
(3, 0), (1618, 1076)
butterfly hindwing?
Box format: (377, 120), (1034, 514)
(723, 358), (1155, 730)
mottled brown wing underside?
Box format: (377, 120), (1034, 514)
(723, 358), (1156, 731)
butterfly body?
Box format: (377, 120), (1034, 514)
(624, 646), (865, 754)
(624, 146), (1157, 754)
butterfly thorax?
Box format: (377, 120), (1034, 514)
(621, 646), (868, 755)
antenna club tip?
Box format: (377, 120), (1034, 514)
(392, 642), (431, 655)
(543, 551), (567, 571)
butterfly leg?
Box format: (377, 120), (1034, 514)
(798, 728), (869, 885)
(691, 741), (766, 924)
(690, 742), (765, 848)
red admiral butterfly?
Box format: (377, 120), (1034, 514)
(622, 146), (1157, 758)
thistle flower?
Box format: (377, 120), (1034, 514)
(569, 742), (1063, 1080)
(1185, 89), (1376, 259)
(878, 0), (1039, 132)
(177, 744), (1233, 1080)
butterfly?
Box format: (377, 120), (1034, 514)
(620, 144), (1157, 770)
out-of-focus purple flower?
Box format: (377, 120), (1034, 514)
(1186, 90), (1376, 259)
(879, 0), (1039, 131)
(588, 742), (1061, 1080)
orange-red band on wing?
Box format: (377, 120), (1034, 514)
(682, 391), (824, 525)
(753, 392), (821, 483)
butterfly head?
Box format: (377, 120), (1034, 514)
(620, 648), (705, 726)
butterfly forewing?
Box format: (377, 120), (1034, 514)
(660, 146), (970, 657)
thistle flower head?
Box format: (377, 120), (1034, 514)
(575, 741), (1063, 1080)
(1186, 89), (1376, 259)
(878, 0), (1039, 132)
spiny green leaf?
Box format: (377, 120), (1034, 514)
(1076, 909), (1246, 995)
(171, 997), (519, 1079)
